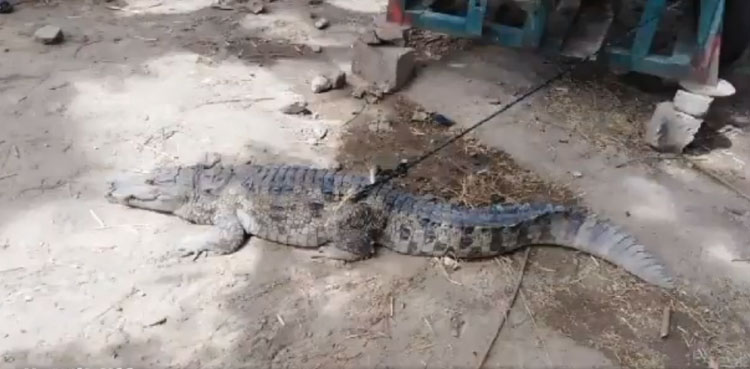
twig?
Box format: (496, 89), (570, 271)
(685, 158), (750, 203)
(731, 258), (749, 263)
(343, 103), (368, 126)
(89, 209), (106, 228)
(423, 316), (435, 335)
(0, 173), (17, 181)
(196, 97), (272, 107)
(74, 40), (100, 58)
(389, 294), (394, 318)
(475, 248), (531, 369)
(660, 306), (671, 339)
(276, 314), (286, 326)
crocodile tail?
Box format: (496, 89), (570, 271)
(540, 210), (675, 289)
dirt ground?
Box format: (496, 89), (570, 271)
(1, 0), (749, 368)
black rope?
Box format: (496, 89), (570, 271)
(352, 0), (697, 201)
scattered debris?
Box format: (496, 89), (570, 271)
(146, 317), (167, 327)
(311, 75), (332, 93)
(660, 306), (671, 339)
(0, 0), (13, 14)
(314, 18), (329, 30)
(34, 26), (65, 45)
(351, 41), (416, 94)
(281, 101), (310, 115)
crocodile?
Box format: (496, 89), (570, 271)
(105, 159), (675, 289)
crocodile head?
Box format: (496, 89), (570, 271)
(106, 166), (196, 214)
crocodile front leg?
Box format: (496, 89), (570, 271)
(315, 201), (385, 261)
(179, 213), (246, 257)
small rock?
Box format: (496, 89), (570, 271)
(411, 111), (429, 122)
(308, 0), (323, 4)
(351, 85), (367, 99)
(314, 18), (329, 30)
(359, 30), (381, 45)
(210, 0), (234, 10)
(330, 71), (346, 89)
(571, 171), (583, 178)
(0, 0), (13, 14)
(246, 0), (264, 14)
(311, 75), (332, 93)
(432, 113), (454, 127)
(34, 25), (64, 45)
(24, 295), (33, 302)
(280, 101), (310, 115)
(309, 44), (322, 53)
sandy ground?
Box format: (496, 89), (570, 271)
(1, 0), (749, 368)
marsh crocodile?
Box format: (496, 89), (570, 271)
(106, 159), (674, 288)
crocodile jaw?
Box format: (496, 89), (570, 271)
(106, 171), (191, 214)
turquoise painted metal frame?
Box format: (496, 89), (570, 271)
(386, 0), (726, 83)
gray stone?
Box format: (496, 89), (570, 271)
(314, 18), (329, 30)
(34, 25), (64, 45)
(374, 24), (408, 45)
(359, 30), (382, 45)
(672, 89), (713, 118)
(311, 75), (332, 93)
(246, 0), (264, 14)
(351, 41), (415, 94)
(309, 44), (322, 53)
(281, 101), (310, 115)
(411, 111), (429, 122)
(644, 102), (703, 153)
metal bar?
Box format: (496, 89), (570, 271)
(631, 0), (666, 60)
(466, 0), (487, 36)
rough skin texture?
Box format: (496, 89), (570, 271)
(106, 160), (675, 289)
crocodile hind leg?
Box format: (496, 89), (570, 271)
(315, 201), (385, 261)
(179, 213), (246, 258)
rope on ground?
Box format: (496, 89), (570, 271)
(475, 247), (531, 369)
(349, 0), (691, 203)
